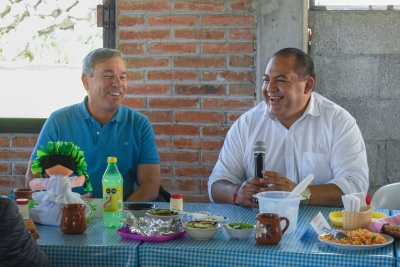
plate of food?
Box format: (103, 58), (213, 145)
(329, 211), (387, 227)
(145, 209), (182, 221)
(318, 229), (394, 250)
(117, 226), (185, 242)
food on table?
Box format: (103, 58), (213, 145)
(147, 209), (179, 216)
(184, 221), (217, 229)
(320, 228), (387, 245)
(225, 222), (255, 229)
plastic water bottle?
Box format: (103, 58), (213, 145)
(102, 157), (123, 228)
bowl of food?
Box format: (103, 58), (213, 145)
(183, 221), (222, 240)
(224, 222), (255, 239)
(146, 209), (182, 221)
(124, 203), (157, 218)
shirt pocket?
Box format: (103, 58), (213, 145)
(301, 152), (332, 183)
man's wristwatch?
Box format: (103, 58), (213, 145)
(300, 187), (312, 205)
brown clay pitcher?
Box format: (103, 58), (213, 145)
(255, 213), (289, 245)
(60, 204), (87, 234)
(14, 188), (33, 200)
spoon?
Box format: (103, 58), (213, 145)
(286, 174), (314, 199)
(322, 227), (348, 240)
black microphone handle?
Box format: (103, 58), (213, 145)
(254, 152), (265, 178)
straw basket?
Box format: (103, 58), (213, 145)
(382, 225), (400, 239)
(342, 205), (373, 230)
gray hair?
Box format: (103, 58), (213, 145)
(82, 48), (122, 77)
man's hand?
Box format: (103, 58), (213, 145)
(24, 218), (40, 239)
(235, 177), (270, 207)
(258, 171), (297, 192)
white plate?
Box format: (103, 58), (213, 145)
(318, 233), (394, 250)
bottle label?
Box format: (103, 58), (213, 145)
(103, 186), (123, 212)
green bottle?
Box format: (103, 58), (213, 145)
(102, 157), (123, 228)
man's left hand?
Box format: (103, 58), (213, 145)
(259, 171), (297, 192)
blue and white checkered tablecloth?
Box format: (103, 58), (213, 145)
(138, 203), (395, 267)
(391, 210), (400, 267)
(36, 217), (140, 267)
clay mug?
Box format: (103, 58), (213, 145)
(255, 213), (289, 245)
(14, 188), (33, 200)
(60, 204), (87, 234)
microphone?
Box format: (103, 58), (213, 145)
(253, 141), (266, 178)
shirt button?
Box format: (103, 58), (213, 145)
(97, 131), (100, 135)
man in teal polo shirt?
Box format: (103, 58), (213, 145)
(25, 48), (161, 201)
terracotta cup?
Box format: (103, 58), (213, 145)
(60, 204), (87, 234)
(255, 213), (289, 245)
(13, 188), (33, 200)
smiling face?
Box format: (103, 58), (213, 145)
(262, 55), (314, 128)
(82, 56), (127, 123)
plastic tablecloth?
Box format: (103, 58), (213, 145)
(36, 217), (140, 267)
(138, 203), (395, 267)
(391, 210), (400, 267)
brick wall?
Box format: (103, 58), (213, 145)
(0, 0), (257, 201)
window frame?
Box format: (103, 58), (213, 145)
(310, 0), (399, 11)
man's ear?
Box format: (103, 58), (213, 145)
(304, 76), (315, 94)
(82, 74), (89, 90)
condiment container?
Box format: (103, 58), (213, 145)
(16, 198), (29, 219)
(170, 193), (183, 211)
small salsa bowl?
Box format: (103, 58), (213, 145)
(145, 209), (182, 221)
(183, 221), (222, 240)
(224, 222), (255, 239)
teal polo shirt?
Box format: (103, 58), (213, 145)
(30, 97), (160, 200)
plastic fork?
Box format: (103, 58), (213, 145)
(322, 227), (348, 240)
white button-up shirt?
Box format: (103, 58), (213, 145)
(208, 92), (369, 202)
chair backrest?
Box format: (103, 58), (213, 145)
(370, 182), (400, 210)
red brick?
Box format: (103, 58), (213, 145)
(229, 56), (253, 67)
(228, 112), (244, 122)
(202, 71), (254, 82)
(203, 43), (254, 54)
(230, 29), (254, 40)
(127, 84), (170, 95)
(118, 15), (144, 27)
(153, 124), (199, 136)
(174, 29), (225, 40)
(149, 97), (199, 108)
(184, 193), (210, 203)
(124, 57), (169, 68)
(201, 152), (220, 163)
(160, 167), (172, 177)
(0, 137), (8, 147)
(126, 71), (144, 81)
(175, 84), (225, 95)
(11, 137), (37, 147)
(149, 15), (199, 26)
(0, 175), (25, 187)
(173, 1), (225, 12)
(147, 71), (199, 81)
(139, 110), (171, 122)
(201, 125), (230, 137)
(203, 15), (255, 26)
(119, 43), (145, 54)
(13, 163), (28, 175)
(228, 84), (255, 96)
(122, 98), (146, 108)
(174, 56), (225, 68)
(174, 111), (225, 123)
(230, 0), (254, 11)
(202, 98), (253, 109)
(120, 29), (170, 40)
(148, 43), (198, 54)
(0, 163), (10, 174)
(156, 138), (170, 148)
(0, 150), (32, 160)
(162, 178), (200, 192)
(173, 138), (224, 150)
(159, 151), (199, 163)
(118, 1), (170, 11)
(201, 179), (208, 191)
(176, 165), (214, 177)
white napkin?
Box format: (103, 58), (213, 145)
(342, 194), (360, 212)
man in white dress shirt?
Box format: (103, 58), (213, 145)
(208, 48), (368, 208)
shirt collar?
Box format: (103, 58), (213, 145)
(78, 96), (126, 123)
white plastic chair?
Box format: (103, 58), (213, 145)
(370, 182), (400, 210)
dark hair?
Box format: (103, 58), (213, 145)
(82, 48), (122, 77)
(272, 48), (315, 80)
